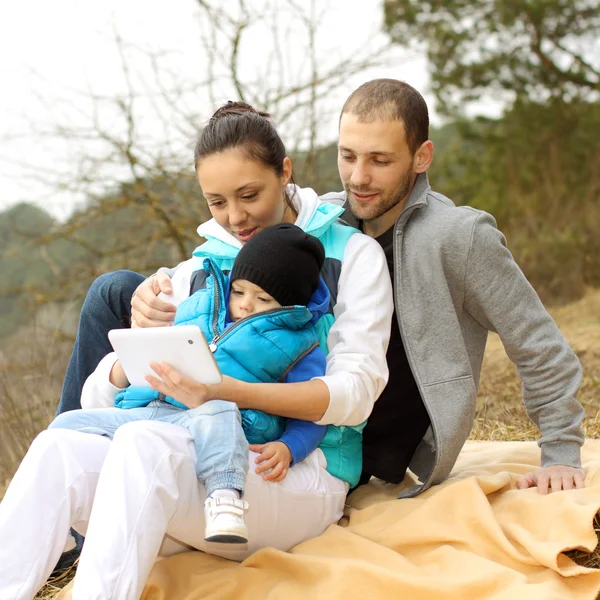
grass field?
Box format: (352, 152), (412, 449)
(31, 289), (600, 597)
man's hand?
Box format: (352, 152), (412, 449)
(145, 361), (215, 408)
(249, 441), (292, 482)
(131, 273), (177, 328)
(516, 465), (585, 494)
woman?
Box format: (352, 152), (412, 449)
(0, 102), (392, 600)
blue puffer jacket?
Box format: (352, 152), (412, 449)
(116, 258), (330, 445)
(180, 258), (330, 442)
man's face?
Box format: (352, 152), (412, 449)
(338, 113), (416, 226)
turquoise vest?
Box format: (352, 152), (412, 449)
(116, 259), (323, 445)
(193, 203), (365, 487)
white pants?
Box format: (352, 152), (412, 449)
(0, 421), (347, 600)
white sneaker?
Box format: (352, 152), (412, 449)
(204, 496), (249, 544)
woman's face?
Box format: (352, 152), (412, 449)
(196, 148), (294, 244)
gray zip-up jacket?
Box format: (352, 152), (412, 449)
(323, 172), (584, 498)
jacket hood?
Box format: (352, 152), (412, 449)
(305, 277), (330, 325)
(193, 185), (344, 260)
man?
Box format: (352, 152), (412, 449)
(325, 79), (585, 497)
(57, 79), (585, 499)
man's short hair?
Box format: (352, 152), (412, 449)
(340, 79), (429, 155)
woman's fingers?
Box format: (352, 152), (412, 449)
(146, 362), (208, 409)
(131, 276), (177, 327)
(155, 272), (173, 295)
(156, 362), (182, 387)
(151, 362), (190, 392)
(145, 374), (170, 396)
(131, 306), (175, 328)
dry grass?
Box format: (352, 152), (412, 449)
(566, 515), (600, 570)
(35, 562), (77, 600)
(9, 290), (600, 597)
(0, 325), (71, 497)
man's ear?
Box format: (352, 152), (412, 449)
(414, 140), (434, 174)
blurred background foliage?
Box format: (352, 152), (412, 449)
(384, 0), (600, 303)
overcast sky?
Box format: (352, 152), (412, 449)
(0, 0), (434, 219)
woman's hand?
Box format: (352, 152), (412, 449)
(131, 273), (177, 328)
(249, 441), (292, 482)
(145, 361), (215, 408)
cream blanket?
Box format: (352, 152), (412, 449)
(58, 440), (600, 599)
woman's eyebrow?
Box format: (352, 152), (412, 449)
(204, 181), (263, 198)
(236, 181), (262, 192)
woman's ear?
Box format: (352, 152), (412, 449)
(282, 156), (293, 186)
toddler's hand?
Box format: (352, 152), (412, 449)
(249, 441), (292, 482)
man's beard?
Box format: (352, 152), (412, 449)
(345, 168), (415, 223)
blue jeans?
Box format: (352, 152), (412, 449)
(49, 400), (249, 496)
(58, 270), (144, 415)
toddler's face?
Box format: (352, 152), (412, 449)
(229, 279), (281, 321)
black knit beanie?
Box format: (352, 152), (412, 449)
(230, 223), (325, 307)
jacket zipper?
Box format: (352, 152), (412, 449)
(209, 306), (296, 351)
(207, 261), (222, 343)
(278, 341), (320, 382)
(207, 273), (296, 354)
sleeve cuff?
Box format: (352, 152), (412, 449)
(278, 433), (306, 467)
(313, 373), (355, 426)
(540, 440), (582, 469)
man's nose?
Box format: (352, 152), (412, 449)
(350, 161), (370, 187)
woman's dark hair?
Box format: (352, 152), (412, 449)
(194, 101), (295, 205)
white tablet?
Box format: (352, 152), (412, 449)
(108, 325), (222, 387)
